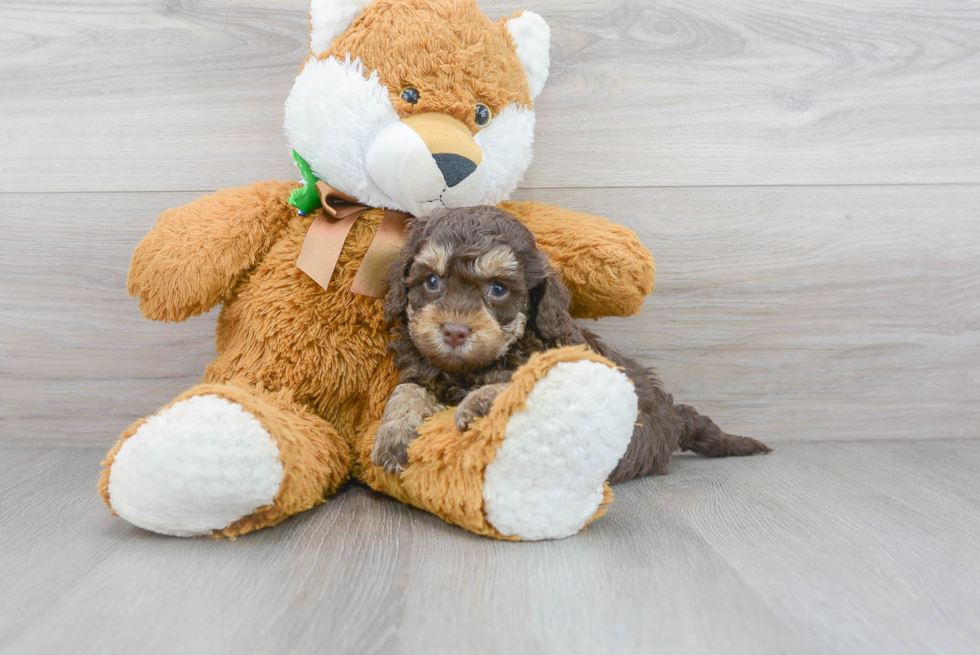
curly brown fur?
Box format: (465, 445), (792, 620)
(370, 382), (446, 473)
(383, 206), (556, 405)
(454, 382), (510, 430)
(382, 206), (771, 482)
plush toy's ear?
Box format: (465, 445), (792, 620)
(506, 11), (551, 100)
(310, 0), (372, 56)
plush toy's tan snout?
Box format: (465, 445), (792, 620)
(402, 113), (484, 187)
(365, 110), (492, 216)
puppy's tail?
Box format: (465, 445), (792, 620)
(675, 404), (772, 458)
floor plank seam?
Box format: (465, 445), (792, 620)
(3, 181), (980, 196)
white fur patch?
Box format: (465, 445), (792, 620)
(474, 104), (536, 206)
(365, 120), (453, 216)
(507, 11), (551, 100)
(285, 56), (401, 207)
(107, 395), (284, 537)
(285, 59), (537, 214)
(483, 361), (638, 541)
(310, 0), (372, 56)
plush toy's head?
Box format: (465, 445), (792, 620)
(284, 0), (550, 217)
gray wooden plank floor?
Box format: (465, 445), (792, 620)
(1, 441), (978, 655)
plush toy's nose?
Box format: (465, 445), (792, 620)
(402, 113), (483, 188)
(441, 323), (471, 348)
(433, 153), (478, 188)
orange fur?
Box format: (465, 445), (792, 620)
(106, 181), (653, 537)
(356, 346), (621, 538)
(99, 382), (352, 538)
(327, 0), (533, 130)
(100, 0), (656, 539)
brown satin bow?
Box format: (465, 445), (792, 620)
(295, 181), (412, 298)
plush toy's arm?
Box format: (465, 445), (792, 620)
(498, 201), (656, 319)
(128, 181), (297, 322)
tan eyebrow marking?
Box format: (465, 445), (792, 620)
(414, 241), (452, 275)
(472, 247), (519, 279)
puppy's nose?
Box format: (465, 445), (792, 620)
(441, 323), (471, 348)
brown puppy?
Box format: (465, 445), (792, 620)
(371, 206), (771, 477)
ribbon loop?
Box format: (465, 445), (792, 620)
(317, 181), (368, 220)
(297, 182), (412, 298)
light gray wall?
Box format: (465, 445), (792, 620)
(2, 0), (978, 446)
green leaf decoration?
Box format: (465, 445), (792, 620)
(288, 150), (323, 214)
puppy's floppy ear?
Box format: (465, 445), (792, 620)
(383, 216), (431, 325)
(528, 255), (579, 345)
(383, 243), (413, 325)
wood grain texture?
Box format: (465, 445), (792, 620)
(2, 186), (977, 446)
(1, 0), (979, 192)
(2, 2), (978, 652)
(1, 442), (978, 655)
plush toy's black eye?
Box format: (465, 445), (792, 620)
(475, 103), (492, 127)
(424, 274), (440, 291)
(488, 282), (508, 299)
(401, 87), (420, 105)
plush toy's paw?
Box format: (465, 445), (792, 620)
(482, 360), (638, 541)
(370, 421), (418, 474)
(106, 395), (284, 537)
(454, 383), (508, 431)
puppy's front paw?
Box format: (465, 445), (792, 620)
(455, 384), (507, 431)
(370, 422), (418, 474)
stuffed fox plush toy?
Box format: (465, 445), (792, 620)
(98, 0), (657, 540)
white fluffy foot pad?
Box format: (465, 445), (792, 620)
(108, 395), (284, 537)
(482, 360), (638, 540)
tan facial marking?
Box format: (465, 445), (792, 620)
(495, 313), (527, 358)
(409, 303), (512, 371)
(471, 247), (519, 279)
(415, 242), (452, 275)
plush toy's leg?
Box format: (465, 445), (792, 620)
(99, 383), (351, 538)
(356, 346), (639, 541)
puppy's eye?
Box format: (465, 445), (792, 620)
(488, 282), (508, 299)
(424, 274), (440, 291)
(401, 87), (420, 105)
(475, 103), (492, 127)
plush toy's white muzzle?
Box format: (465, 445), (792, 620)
(366, 114), (491, 216)
(284, 56), (537, 216)
(285, 2), (551, 215)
